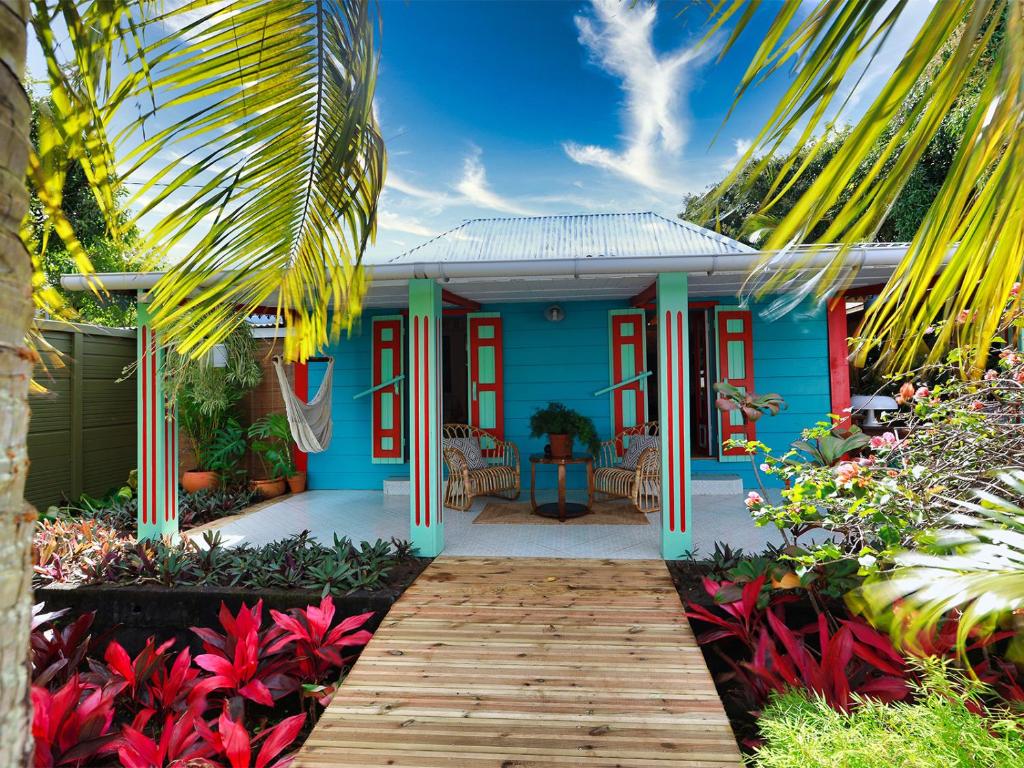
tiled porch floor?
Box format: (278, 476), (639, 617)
(188, 489), (785, 559)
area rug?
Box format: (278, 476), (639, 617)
(473, 498), (649, 525)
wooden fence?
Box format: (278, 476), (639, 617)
(26, 320), (137, 511)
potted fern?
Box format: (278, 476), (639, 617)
(247, 413), (295, 498)
(529, 402), (600, 458)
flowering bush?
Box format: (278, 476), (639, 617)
(30, 597), (373, 767)
(731, 347), (1024, 574)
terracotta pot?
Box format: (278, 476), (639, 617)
(182, 470), (219, 494)
(548, 433), (573, 458)
(252, 478), (286, 499)
(286, 472), (307, 494)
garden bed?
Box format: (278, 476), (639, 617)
(34, 556), (430, 654)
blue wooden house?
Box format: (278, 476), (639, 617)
(64, 212), (908, 558)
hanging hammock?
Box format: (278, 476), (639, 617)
(273, 356), (334, 453)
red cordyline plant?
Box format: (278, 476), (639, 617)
(117, 709), (216, 768)
(191, 600), (299, 708)
(89, 638), (204, 718)
(199, 703), (306, 768)
(31, 604), (104, 689)
(270, 598), (373, 705)
(31, 676), (122, 768)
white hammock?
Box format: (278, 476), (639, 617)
(273, 357), (334, 453)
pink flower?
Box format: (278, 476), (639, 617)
(984, 369), (999, 381)
(970, 400), (985, 411)
(744, 491), (764, 509)
(957, 309), (972, 324)
(914, 386), (930, 400)
(759, 463), (770, 472)
(834, 461), (860, 485)
(869, 431), (898, 451)
(897, 382), (916, 405)
(1011, 282), (1020, 298)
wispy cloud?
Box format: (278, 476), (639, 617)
(377, 210), (436, 238)
(385, 147), (537, 216)
(719, 137), (752, 171)
(454, 147), (538, 216)
(563, 0), (710, 193)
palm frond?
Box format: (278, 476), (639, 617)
(702, 0), (1023, 374)
(857, 470), (1024, 658)
(109, 0), (386, 362)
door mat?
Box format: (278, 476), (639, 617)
(473, 499), (649, 525)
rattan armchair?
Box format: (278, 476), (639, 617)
(594, 421), (660, 514)
(441, 423), (521, 511)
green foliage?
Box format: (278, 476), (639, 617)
(60, 484), (256, 536)
(33, 523), (419, 598)
(713, 382), (785, 422)
(750, 663), (1024, 768)
(689, 2), (1017, 373)
(858, 470), (1024, 663)
(528, 402), (601, 456)
(789, 423), (871, 467)
(249, 413), (296, 479)
(171, 323), (262, 473)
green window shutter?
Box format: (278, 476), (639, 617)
(467, 313), (503, 455)
(371, 316), (404, 463)
(608, 309), (649, 452)
(714, 306), (755, 462)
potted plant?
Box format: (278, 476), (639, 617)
(170, 324), (262, 492)
(248, 413), (295, 498)
(529, 402), (600, 458)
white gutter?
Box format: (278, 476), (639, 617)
(60, 245), (911, 293)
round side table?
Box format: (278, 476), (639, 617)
(529, 453), (594, 522)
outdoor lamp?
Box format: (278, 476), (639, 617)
(545, 304), (565, 323)
(850, 394), (899, 427)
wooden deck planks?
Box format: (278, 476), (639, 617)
(294, 556), (741, 767)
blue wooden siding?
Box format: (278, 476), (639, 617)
(308, 297), (831, 492)
(697, 296), (832, 488)
(306, 310), (405, 490)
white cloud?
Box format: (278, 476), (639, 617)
(454, 148), (538, 216)
(563, 0), (710, 193)
(719, 137), (752, 171)
(377, 211), (436, 238)
(385, 148), (537, 217)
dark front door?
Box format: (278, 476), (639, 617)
(689, 309), (713, 457)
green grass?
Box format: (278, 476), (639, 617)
(749, 665), (1024, 768)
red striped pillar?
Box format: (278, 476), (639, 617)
(137, 301), (178, 540)
(408, 279), (443, 556)
(827, 297), (852, 429)
(657, 274), (692, 558)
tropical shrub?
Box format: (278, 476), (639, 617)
(33, 525), (417, 596)
(736, 349), (1024, 572)
(248, 413), (296, 480)
(748, 663), (1024, 768)
(31, 597), (372, 767)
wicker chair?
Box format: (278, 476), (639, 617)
(594, 421), (660, 514)
(441, 423), (521, 511)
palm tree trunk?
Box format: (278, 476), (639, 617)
(0, 1), (37, 765)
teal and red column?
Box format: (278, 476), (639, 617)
(657, 273), (692, 557)
(137, 300), (178, 540)
(408, 279), (444, 556)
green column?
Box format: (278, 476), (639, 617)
(408, 279), (444, 556)
(656, 273), (692, 557)
(136, 300), (178, 540)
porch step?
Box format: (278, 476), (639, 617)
(383, 476), (410, 496)
(691, 473), (743, 496)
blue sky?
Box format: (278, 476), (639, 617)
(370, 0), (931, 258)
(26, 0), (933, 262)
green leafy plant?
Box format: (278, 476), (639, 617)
(248, 413), (296, 480)
(749, 661), (1024, 768)
(528, 402), (600, 456)
(790, 423), (871, 467)
(713, 382), (786, 423)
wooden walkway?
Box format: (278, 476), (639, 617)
(295, 557), (741, 767)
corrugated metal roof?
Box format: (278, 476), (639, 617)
(383, 212), (755, 264)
